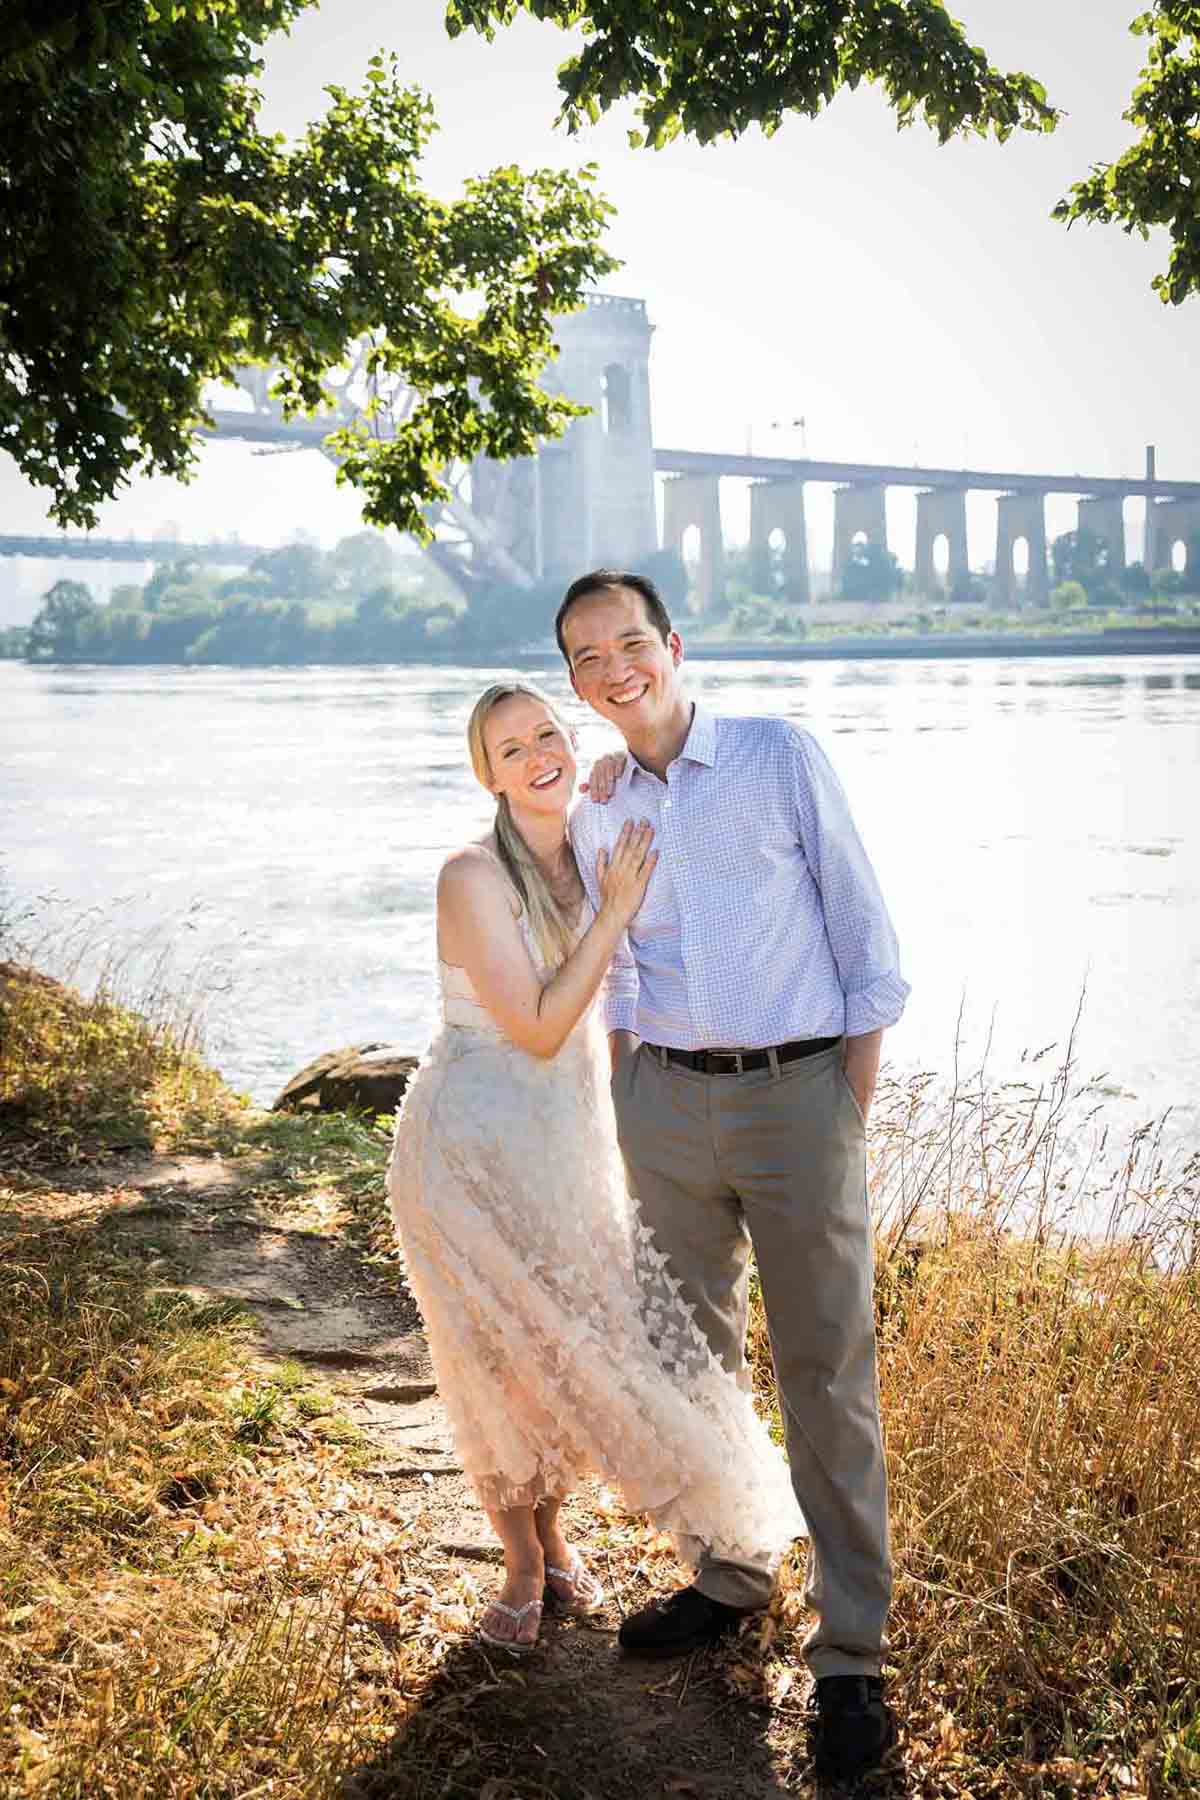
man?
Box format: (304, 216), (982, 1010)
(562, 569), (909, 1784)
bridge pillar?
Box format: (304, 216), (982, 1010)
(833, 484), (888, 592)
(914, 489), (969, 596)
(994, 493), (1049, 608)
(533, 295), (658, 583)
(663, 474), (725, 613)
(1148, 497), (1200, 581)
(1077, 495), (1127, 572)
(235, 366), (276, 412)
(748, 479), (810, 604)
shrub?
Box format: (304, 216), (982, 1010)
(1086, 581), (1125, 610)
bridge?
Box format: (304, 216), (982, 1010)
(5, 295), (1198, 607)
(651, 447), (1200, 609)
(0, 534), (269, 567)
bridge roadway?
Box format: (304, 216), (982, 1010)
(0, 534), (268, 565)
(653, 448), (1200, 500)
(201, 415), (1200, 507)
(201, 409), (1200, 499)
(6, 423), (1198, 572)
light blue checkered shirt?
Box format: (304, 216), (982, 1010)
(569, 704), (909, 1049)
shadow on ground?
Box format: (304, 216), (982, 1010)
(1, 1146), (911, 1800)
(341, 1626), (792, 1800)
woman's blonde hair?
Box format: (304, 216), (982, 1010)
(466, 681), (580, 970)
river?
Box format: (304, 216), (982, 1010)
(2, 654), (1197, 1168)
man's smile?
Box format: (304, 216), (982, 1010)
(608, 681), (650, 707)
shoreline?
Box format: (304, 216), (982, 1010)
(540, 626), (1200, 665)
(6, 627), (1200, 673)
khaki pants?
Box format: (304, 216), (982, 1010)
(611, 1039), (891, 1680)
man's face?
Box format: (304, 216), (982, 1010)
(562, 586), (683, 737)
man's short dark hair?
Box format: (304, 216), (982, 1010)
(555, 569), (673, 663)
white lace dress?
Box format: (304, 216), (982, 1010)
(386, 907), (803, 1568)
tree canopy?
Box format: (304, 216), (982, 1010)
(1054, 3), (1200, 306)
(0, 1), (616, 532)
(465, 3), (1200, 308)
(447, 1), (1056, 148)
(8, 0), (1195, 553)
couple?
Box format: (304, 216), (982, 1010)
(386, 568), (909, 1784)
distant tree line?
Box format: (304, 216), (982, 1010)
(1048, 528), (1200, 611)
(9, 534), (688, 664)
(7, 519), (1198, 665)
(714, 527), (1200, 620)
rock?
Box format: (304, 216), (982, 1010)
(271, 1043), (418, 1116)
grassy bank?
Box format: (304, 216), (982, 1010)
(1, 958), (1197, 1796)
(691, 600), (1200, 646)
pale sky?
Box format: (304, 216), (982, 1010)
(2, 0), (1196, 599)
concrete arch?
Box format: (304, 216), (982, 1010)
(1149, 498), (1200, 577)
(833, 485), (888, 591)
(1077, 495), (1126, 572)
(663, 473), (724, 613)
(995, 493), (1049, 608)
(601, 363), (633, 436)
(533, 296), (658, 580)
(749, 478), (810, 604)
(914, 488), (968, 596)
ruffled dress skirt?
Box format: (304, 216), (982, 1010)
(386, 957), (803, 1569)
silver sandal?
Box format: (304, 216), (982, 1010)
(543, 1552), (605, 1617)
(478, 1594), (544, 1655)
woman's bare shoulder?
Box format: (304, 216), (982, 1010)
(438, 839), (518, 915)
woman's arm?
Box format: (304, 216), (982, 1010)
(437, 823), (656, 1060)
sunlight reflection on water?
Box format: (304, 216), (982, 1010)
(2, 654), (1197, 1181)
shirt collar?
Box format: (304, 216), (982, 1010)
(619, 702), (717, 788)
(681, 703), (717, 767)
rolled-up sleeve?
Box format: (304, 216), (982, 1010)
(569, 798), (640, 1034)
(790, 730), (910, 1035)
(600, 933), (640, 1034)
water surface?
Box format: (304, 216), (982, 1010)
(2, 655), (1197, 1162)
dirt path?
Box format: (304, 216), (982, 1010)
(23, 1147), (852, 1799)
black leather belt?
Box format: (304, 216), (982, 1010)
(646, 1036), (841, 1075)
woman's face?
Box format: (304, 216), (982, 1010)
(482, 694), (577, 818)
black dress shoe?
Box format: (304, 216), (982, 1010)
(617, 1585), (750, 1657)
(812, 1675), (896, 1783)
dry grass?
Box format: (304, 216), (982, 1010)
(750, 1042), (1200, 1794)
(0, 943), (238, 1165)
(1, 959), (1197, 1796)
(0, 1215), (448, 1798)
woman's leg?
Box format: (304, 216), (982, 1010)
(482, 1504), (545, 1646)
(535, 1496), (604, 1612)
(533, 1496), (573, 1571)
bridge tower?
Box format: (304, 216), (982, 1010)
(1148, 496), (1200, 581)
(914, 489), (969, 596)
(1077, 496), (1127, 573)
(662, 474), (724, 613)
(994, 493), (1049, 608)
(832, 484), (888, 593)
(749, 479), (810, 605)
(473, 295), (658, 587)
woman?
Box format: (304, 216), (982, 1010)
(387, 681), (802, 1652)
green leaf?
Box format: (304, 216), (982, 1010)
(0, 9), (617, 528)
